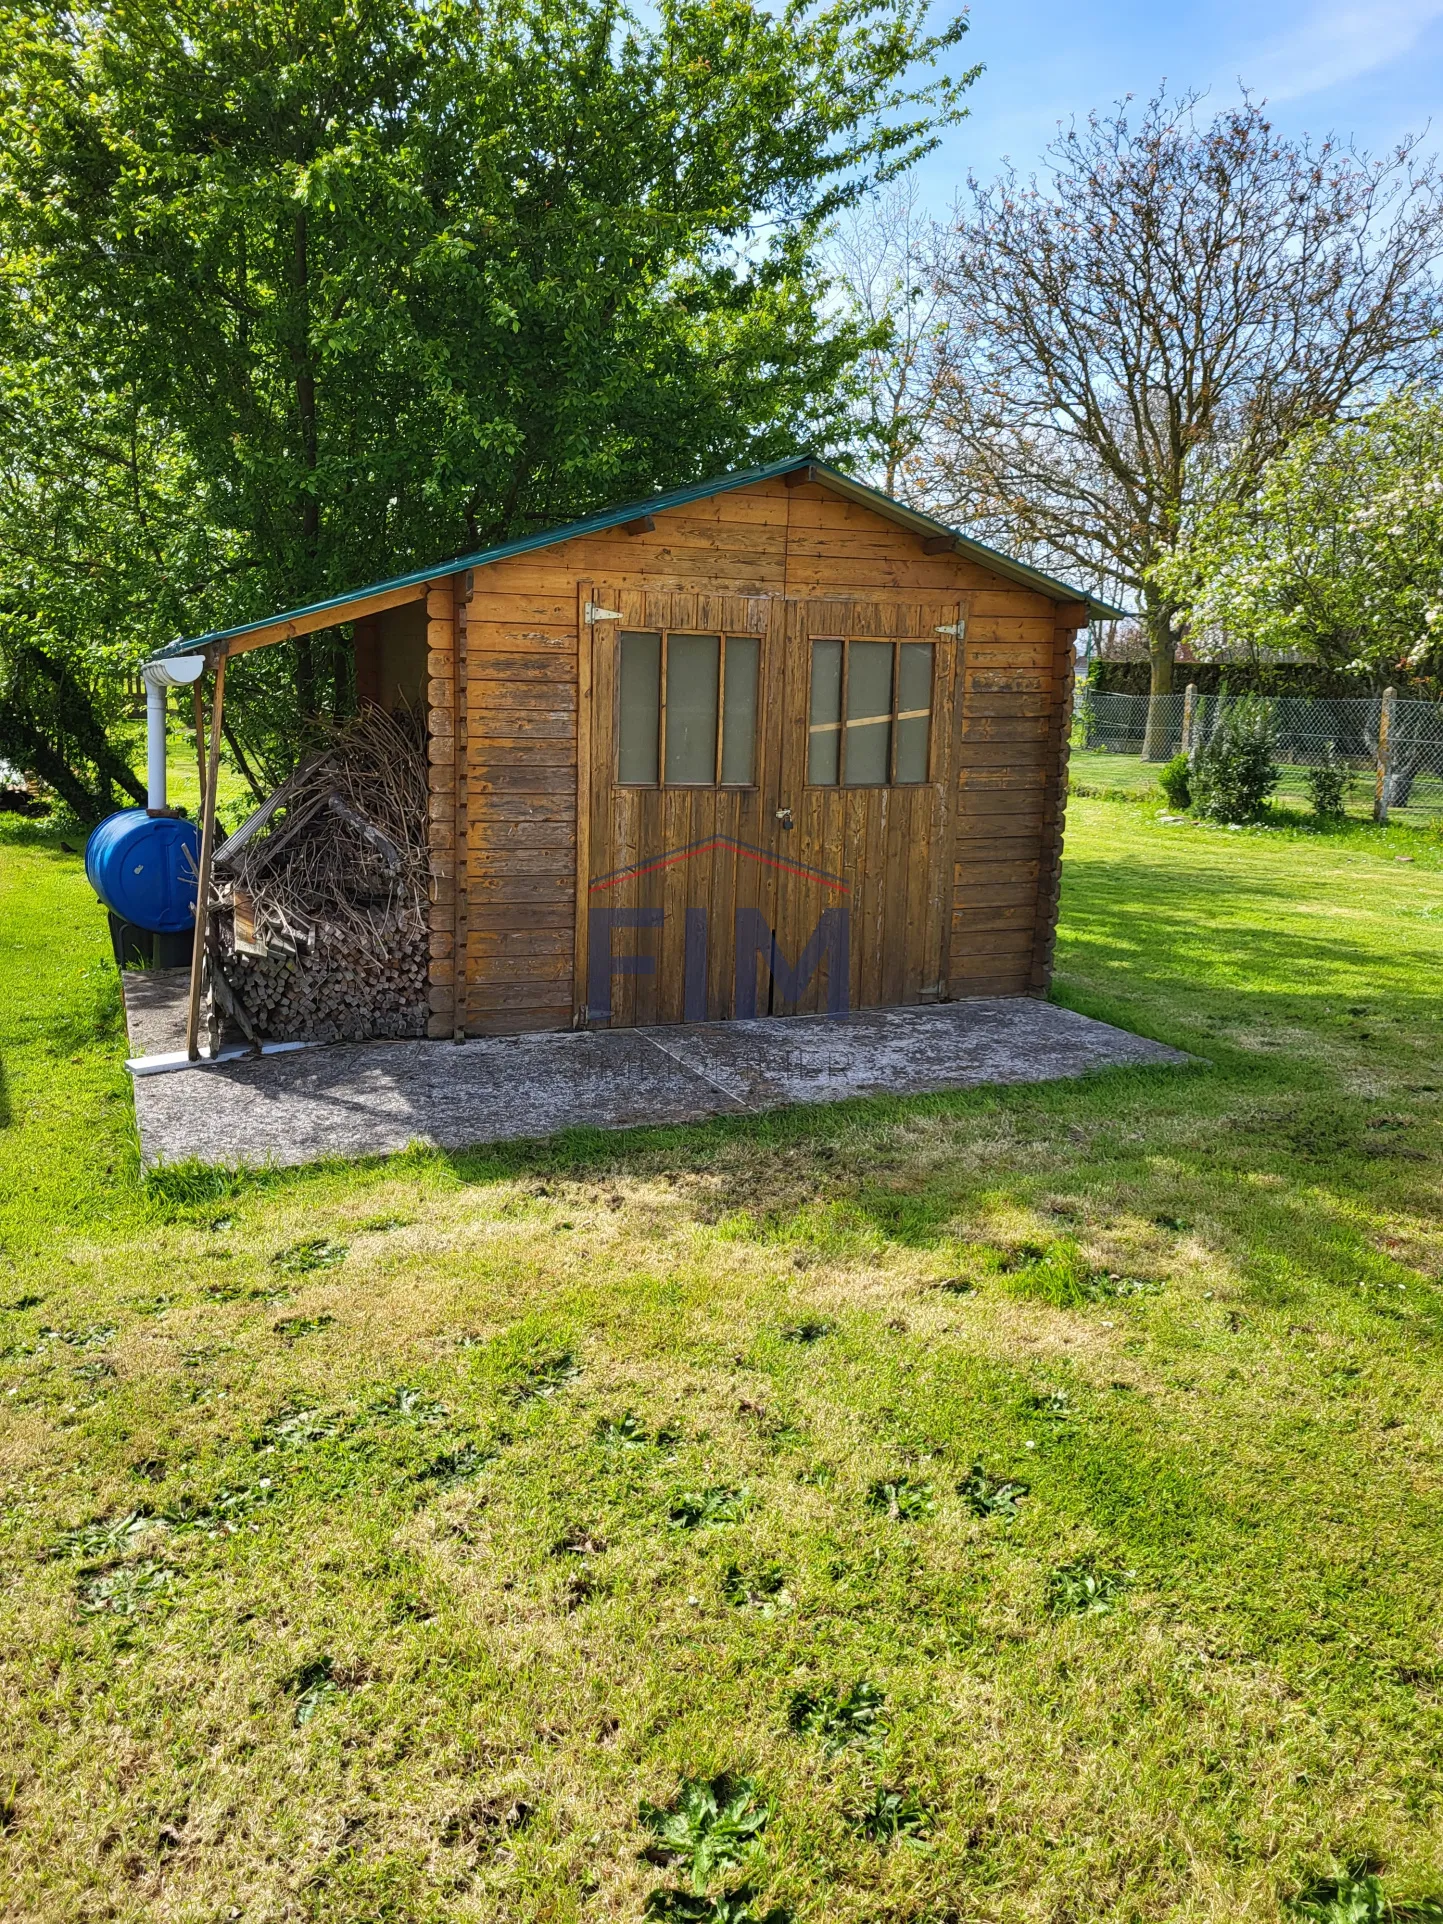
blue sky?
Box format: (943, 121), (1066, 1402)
(913, 0), (1443, 210)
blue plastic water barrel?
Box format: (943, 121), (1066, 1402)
(84, 809), (200, 934)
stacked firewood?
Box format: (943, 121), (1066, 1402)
(211, 707), (430, 1043)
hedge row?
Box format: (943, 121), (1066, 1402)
(1086, 662), (1432, 699)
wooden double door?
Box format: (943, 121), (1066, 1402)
(576, 585), (965, 1027)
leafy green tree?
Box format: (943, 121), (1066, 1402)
(0, 0), (969, 798)
(0, 274), (221, 814)
(1157, 390), (1443, 689)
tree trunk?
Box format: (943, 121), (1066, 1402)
(290, 205), (320, 720)
(1142, 600), (1177, 760)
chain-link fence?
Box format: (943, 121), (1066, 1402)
(1071, 687), (1443, 824)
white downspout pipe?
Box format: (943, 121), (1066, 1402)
(141, 657), (206, 812)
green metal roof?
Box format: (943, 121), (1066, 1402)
(148, 456), (1127, 662)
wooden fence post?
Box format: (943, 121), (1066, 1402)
(1374, 686), (1397, 824)
(1181, 682), (1198, 758)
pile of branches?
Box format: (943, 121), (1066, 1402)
(211, 706), (430, 1043)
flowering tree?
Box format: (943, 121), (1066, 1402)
(1156, 390), (1443, 691)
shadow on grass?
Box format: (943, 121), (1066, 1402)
(140, 840), (1440, 1328)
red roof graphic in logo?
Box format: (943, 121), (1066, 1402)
(589, 835), (850, 896)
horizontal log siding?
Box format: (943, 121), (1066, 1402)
(459, 602), (578, 1033)
(430, 476), (1075, 1028)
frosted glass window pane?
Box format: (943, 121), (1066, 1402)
(665, 633), (720, 783)
(808, 639), (842, 785)
(845, 640), (893, 785)
(894, 643), (933, 782)
(721, 636), (759, 784)
(618, 631), (660, 784)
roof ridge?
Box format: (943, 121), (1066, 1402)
(149, 457), (1126, 660)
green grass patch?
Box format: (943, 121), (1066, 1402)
(3, 803), (1443, 1918)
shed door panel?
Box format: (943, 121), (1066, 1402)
(581, 588), (963, 1026)
(773, 596), (964, 1016)
(582, 586), (776, 1028)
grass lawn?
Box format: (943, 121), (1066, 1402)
(2, 798), (1443, 1922)
(1069, 745), (1443, 830)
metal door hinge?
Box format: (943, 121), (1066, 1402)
(584, 602), (623, 624)
(935, 621), (966, 637)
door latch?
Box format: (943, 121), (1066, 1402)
(775, 805), (794, 830)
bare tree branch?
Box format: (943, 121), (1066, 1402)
(926, 88), (1443, 749)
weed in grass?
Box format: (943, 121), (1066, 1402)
(1285, 1864), (1443, 1923)
(645, 1887), (791, 1924)
(412, 1443), (495, 1488)
(264, 1406), (344, 1447)
(867, 1477), (936, 1522)
(779, 1319), (833, 1344)
(1287, 1869), (1443, 1922)
(168, 1482), (276, 1536)
(368, 1384), (448, 1424)
(1027, 1387), (1077, 1424)
(998, 1240), (1100, 1306)
(1047, 1558), (1130, 1617)
(670, 1487), (748, 1529)
(851, 1784), (933, 1850)
(53, 1511), (165, 1559)
(640, 1773), (770, 1889)
(958, 1464), (1030, 1520)
(1, 1294), (43, 1311)
(438, 1796), (534, 1851)
(128, 1293), (173, 1316)
(271, 1238), (347, 1275)
(78, 1560), (176, 1617)
(596, 1408), (652, 1447)
(933, 1277), (975, 1296)
(552, 1525), (607, 1556)
(504, 1349), (581, 1404)
(788, 1679), (887, 1754)
(991, 1242), (1048, 1272)
(45, 1323), (115, 1350)
(272, 1314), (335, 1343)
(737, 1399), (800, 1445)
(999, 1241), (1161, 1308)
(357, 1215), (413, 1232)
(287, 1657), (342, 1726)
(721, 1563), (791, 1613)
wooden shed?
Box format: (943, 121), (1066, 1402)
(152, 458), (1123, 1056)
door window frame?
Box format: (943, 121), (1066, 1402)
(805, 636), (937, 788)
(614, 628), (762, 789)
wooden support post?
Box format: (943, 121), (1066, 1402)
(192, 683), (208, 817)
(185, 654), (227, 1061)
(574, 581), (595, 1028)
(1374, 686), (1397, 824)
(1181, 682), (1198, 758)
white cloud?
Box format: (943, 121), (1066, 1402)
(1245, 0), (1443, 102)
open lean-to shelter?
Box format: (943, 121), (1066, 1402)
(144, 458), (1124, 1059)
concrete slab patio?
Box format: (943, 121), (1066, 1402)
(122, 970), (1191, 1170)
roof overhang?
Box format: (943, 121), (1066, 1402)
(148, 458), (1128, 664)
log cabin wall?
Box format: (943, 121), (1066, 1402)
(425, 474), (1079, 1038)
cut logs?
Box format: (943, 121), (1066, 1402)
(211, 707), (430, 1043)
